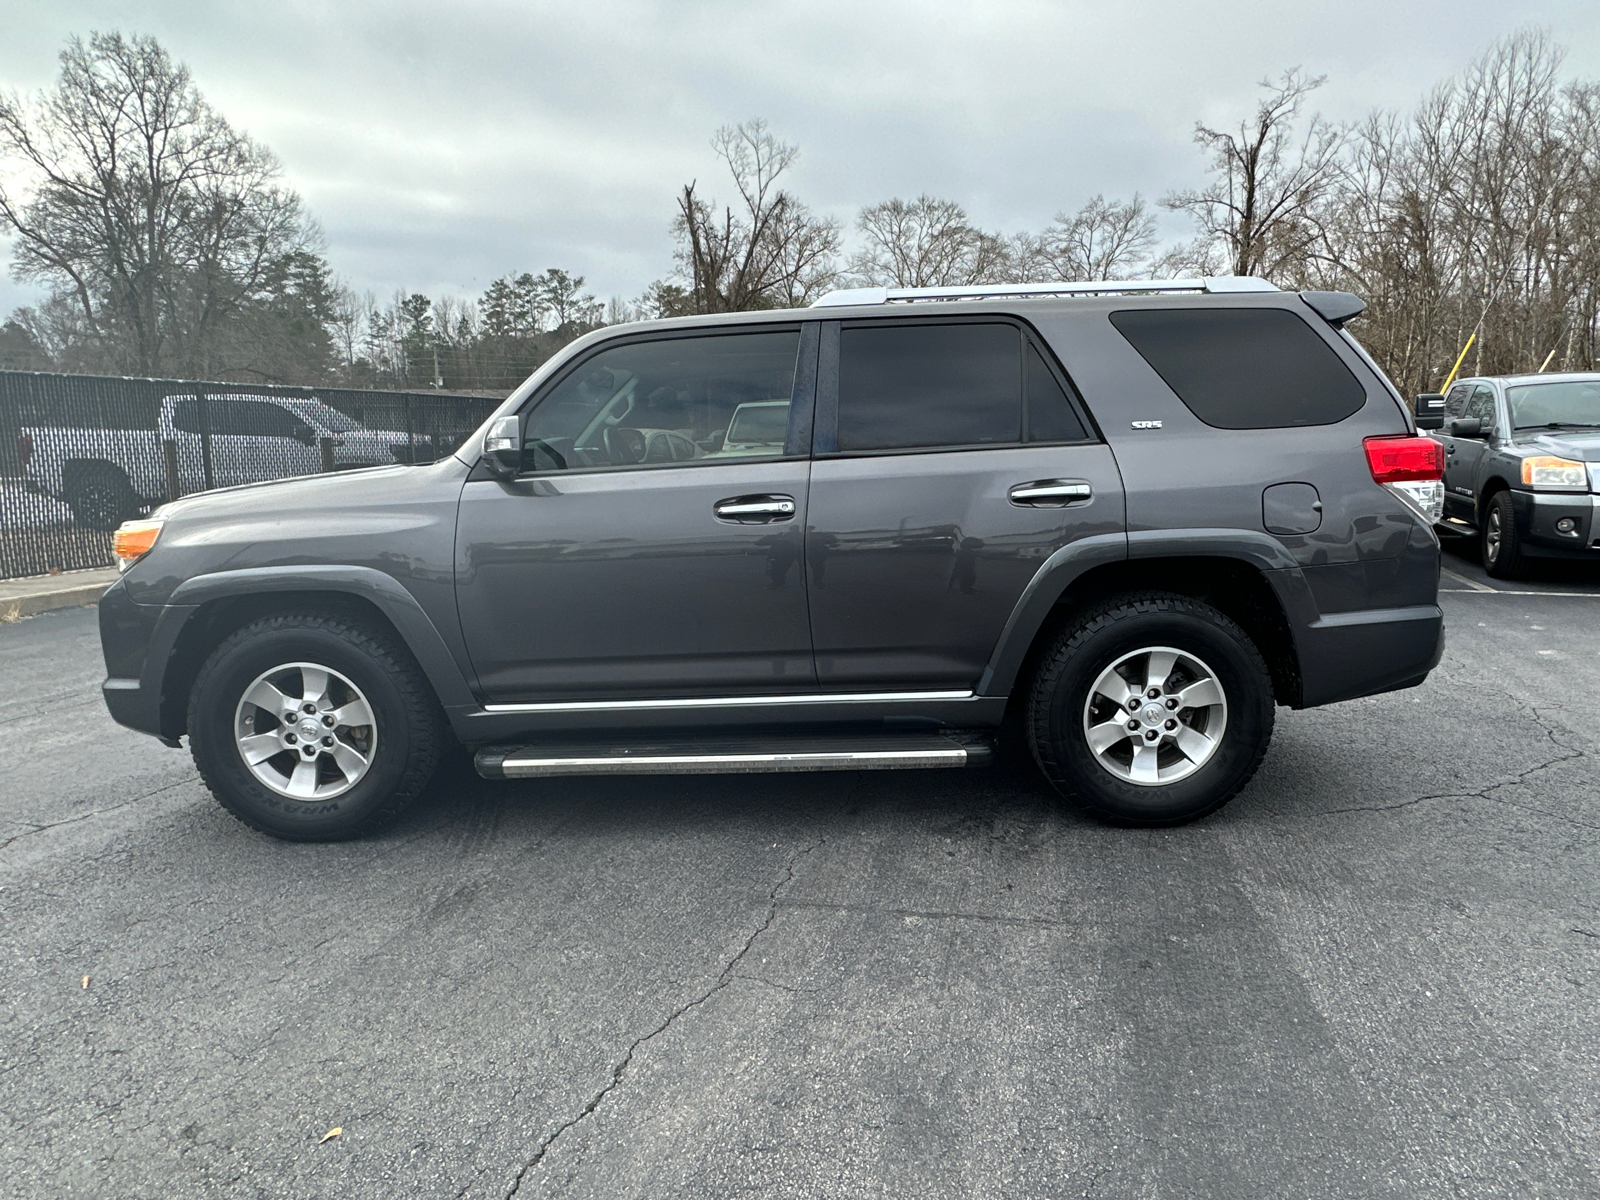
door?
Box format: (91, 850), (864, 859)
(210, 397), (320, 487)
(1438, 382), (1473, 519)
(166, 395), (319, 492)
(1444, 383), (1496, 519)
(804, 319), (1124, 690)
(456, 325), (818, 702)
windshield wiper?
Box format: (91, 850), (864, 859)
(1515, 422), (1600, 431)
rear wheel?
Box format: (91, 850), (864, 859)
(65, 463), (140, 531)
(188, 611), (443, 840)
(1481, 490), (1527, 579)
(1027, 593), (1274, 826)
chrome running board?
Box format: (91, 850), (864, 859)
(474, 732), (994, 779)
(481, 689), (974, 714)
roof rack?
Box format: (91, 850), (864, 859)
(809, 276), (1278, 308)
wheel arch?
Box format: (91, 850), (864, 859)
(1476, 474), (1514, 525)
(979, 532), (1301, 708)
(61, 456), (132, 484)
(156, 566), (474, 740)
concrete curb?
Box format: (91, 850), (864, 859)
(0, 567), (120, 621)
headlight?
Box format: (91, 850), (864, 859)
(112, 518), (164, 571)
(1521, 455), (1587, 489)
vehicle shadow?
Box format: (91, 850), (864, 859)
(1440, 530), (1600, 587)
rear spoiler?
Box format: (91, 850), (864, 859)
(1299, 290), (1366, 327)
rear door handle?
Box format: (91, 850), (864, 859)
(714, 494), (796, 522)
(1008, 479), (1092, 506)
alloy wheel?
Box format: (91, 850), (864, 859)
(1081, 646), (1228, 786)
(233, 662), (377, 799)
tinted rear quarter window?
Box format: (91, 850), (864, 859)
(1109, 308), (1366, 429)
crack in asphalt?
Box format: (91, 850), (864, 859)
(1324, 691), (1590, 824)
(0, 777), (195, 853)
(776, 896), (1066, 927)
(500, 837), (824, 1199)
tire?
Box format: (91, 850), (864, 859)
(1027, 593), (1274, 826)
(1481, 490), (1527, 580)
(65, 463), (140, 531)
(187, 611), (444, 841)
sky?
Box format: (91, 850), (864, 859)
(3, 0), (1600, 320)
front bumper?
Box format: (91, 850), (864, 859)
(1511, 491), (1600, 557)
(98, 576), (194, 742)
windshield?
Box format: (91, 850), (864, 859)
(1508, 380), (1600, 429)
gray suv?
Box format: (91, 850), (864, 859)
(98, 277), (1446, 840)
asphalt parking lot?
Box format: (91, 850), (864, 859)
(3, 554), (1598, 1199)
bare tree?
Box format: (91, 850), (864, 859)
(674, 119), (841, 311)
(1034, 194), (1158, 280)
(0, 32), (322, 376)
(1310, 30), (1600, 395)
(327, 287), (373, 385)
(1163, 68), (1346, 280)
(848, 195), (1012, 287)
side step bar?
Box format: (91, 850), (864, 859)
(474, 731), (995, 780)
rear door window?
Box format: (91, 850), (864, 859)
(1109, 308), (1366, 429)
(211, 399), (303, 438)
(836, 322), (1021, 452)
(1025, 342), (1088, 443)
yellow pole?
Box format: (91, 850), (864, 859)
(1441, 331), (1477, 392)
(1536, 344), (1559, 373)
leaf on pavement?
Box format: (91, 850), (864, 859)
(319, 1127), (342, 1144)
(81, 975), (90, 989)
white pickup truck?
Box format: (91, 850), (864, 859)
(20, 393), (414, 529)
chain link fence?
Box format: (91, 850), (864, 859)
(2, 371), (502, 579)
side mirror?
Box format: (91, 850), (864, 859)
(292, 422), (316, 445)
(1414, 393), (1446, 431)
(1448, 416), (1483, 439)
(482, 414), (522, 479)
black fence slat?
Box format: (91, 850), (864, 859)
(1, 370), (501, 579)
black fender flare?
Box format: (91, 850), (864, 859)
(976, 528), (1304, 698)
(163, 564), (477, 712)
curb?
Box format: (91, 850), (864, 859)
(0, 568), (120, 622)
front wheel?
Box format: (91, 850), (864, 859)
(1027, 594), (1274, 826)
(188, 611), (443, 840)
(1481, 490), (1527, 579)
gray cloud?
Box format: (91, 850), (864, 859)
(3, 0), (1599, 317)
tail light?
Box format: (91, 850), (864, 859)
(16, 433), (32, 469)
(1364, 435), (1445, 523)
(1364, 435), (1444, 483)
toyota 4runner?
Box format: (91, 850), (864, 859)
(99, 277), (1446, 840)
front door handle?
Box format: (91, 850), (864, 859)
(714, 494), (796, 522)
(1008, 479), (1092, 506)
